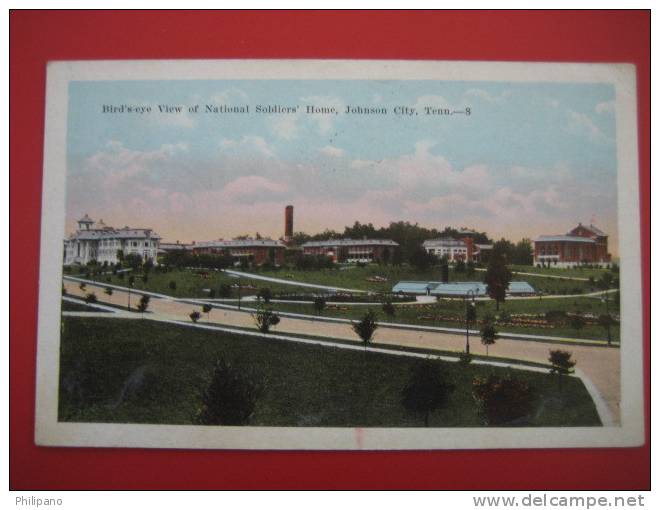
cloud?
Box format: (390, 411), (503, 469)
(269, 114), (299, 140)
(464, 88), (510, 104)
(220, 135), (275, 157)
(566, 110), (612, 143)
(595, 100), (615, 115)
(220, 175), (289, 204)
(210, 88), (249, 105)
(319, 145), (345, 157)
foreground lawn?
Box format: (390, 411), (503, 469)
(59, 318), (601, 427)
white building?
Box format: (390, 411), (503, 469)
(423, 237), (471, 262)
(63, 214), (161, 265)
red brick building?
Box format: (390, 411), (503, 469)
(193, 238), (285, 266)
(533, 223), (611, 267)
(301, 238), (398, 263)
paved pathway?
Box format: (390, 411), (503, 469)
(62, 279), (621, 424)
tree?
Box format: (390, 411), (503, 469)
(454, 260), (466, 273)
(483, 250), (512, 310)
(124, 253), (143, 271)
(570, 315), (586, 334)
(136, 294), (150, 316)
(352, 310), (378, 354)
(104, 287), (113, 296)
(143, 259), (154, 275)
(196, 359), (264, 425)
(440, 258), (450, 283)
(85, 292), (97, 304)
(401, 359), (455, 426)
(472, 374), (534, 425)
(548, 349), (576, 391)
(190, 310), (201, 323)
(202, 303), (212, 320)
(257, 287), (272, 304)
(254, 308), (280, 334)
(409, 246), (437, 271)
(382, 300), (396, 319)
(218, 283), (232, 298)
(79, 282), (86, 292)
(313, 296), (326, 315)
(512, 238), (534, 265)
(480, 317), (498, 356)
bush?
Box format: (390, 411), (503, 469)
(85, 292), (97, 304)
(352, 310), (378, 348)
(382, 300), (396, 318)
(257, 287), (273, 304)
(254, 308), (280, 333)
(196, 359), (264, 425)
(458, 351), (473, 366)
(168, 280), (177, 291)
(401, 359), (455, 426)
(472, 374), (534, 426)
(190, 311), (201, 323)
(313, 296), (326, 315)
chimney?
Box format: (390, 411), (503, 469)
(284, 205), (294, 244)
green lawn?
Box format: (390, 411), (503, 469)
(268, 295), (620, 342)
(74, 267), (306, 298)
(509, 264), (615, 279)
(58, 317), (601, 427)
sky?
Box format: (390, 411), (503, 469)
(65, 79), (619, 252)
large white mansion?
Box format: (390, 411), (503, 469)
(63, 214), (161, 265)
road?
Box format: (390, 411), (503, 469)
(63, 279), (621, 424)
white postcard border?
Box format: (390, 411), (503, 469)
(35, 60), (645, 450)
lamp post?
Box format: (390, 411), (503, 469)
(229, 274), (242, 310)
(602, 292), (612, 346)
(465, 288), (476, 354)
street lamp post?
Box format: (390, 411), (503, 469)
(602, 292), (612, 346)
(465, 288), (476, 354)
(229, 274), (242, 310)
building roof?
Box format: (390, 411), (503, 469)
(195, 238), (285, 249)
(423, 237), (467, 248)
(391, 281), (440, 294)
(302, 238), (399, 248)
(474, 244), (493, 250)
(78, 214), (94, 223)
(534, 235), (596, 244)
(393, 280), (536, 296)
(572, 223), (606, 236)
(69, 227), (161, 241)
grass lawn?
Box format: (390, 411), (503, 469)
(75, 267), (305, 298)
(239, 264), (599, 295)
(268, 295), (620, 342)
(61, 300), (109, 312)
(509, 264), (615, 279)
(58, 317), (601, 427)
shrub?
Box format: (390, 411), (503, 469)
(352, 310), (378, 350)
(472, 374), (534, 426)
(313, 296), (326, 315)
(402, 359), (455, 426)
(190, 311), (201, 323)
(85, 292), (97, 304)
(168, 280), (177, 291)
(382, 300), (396, 318)
(196, 359), (264, 425)
(257, 287), (273, 304)
(104, 287), (113, 296)
(254, 308), (280, 333)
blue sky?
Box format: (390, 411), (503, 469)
(65, 79), (619, 251)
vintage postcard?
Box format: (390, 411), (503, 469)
(35, 60), (644, 449)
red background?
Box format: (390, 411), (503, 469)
(10, 10), (650, 490)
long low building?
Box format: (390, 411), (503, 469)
(192, 238), (285, 266)
(301, 238), (399, 263)
(423, 237), (492, 263)
(63, 214), (161, 265)
(392, 280), (536, 297)
(534, 223), (611, 267)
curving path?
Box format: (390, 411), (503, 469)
(62, 279), (621, 425)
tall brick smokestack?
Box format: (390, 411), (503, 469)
(284, 205), (294, 244)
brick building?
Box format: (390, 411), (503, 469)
(301, 238), (398, 263)
(193, 238), (285, 266)
(533, 223), (611, 267)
